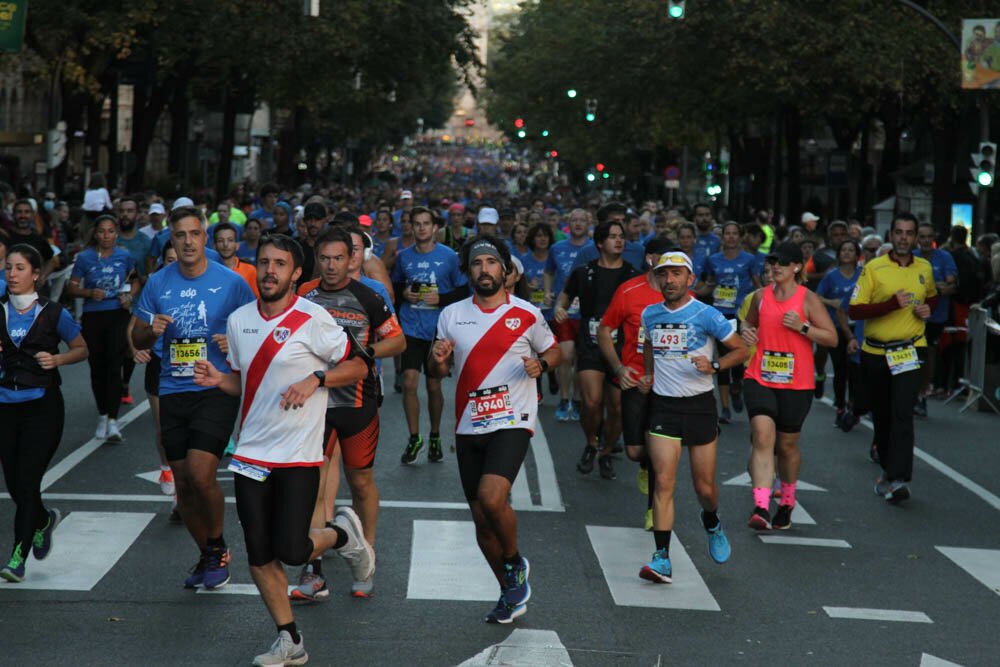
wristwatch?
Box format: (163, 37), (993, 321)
(800, 323), (811, 335)
(539, 359), (550, 373)
(711, 361), (721, 373)
(312, 370), (326, 386)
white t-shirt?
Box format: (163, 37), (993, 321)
(437, 294), (556, 436)
(226, 296), (350, 467)
(83, 187), (113, 212)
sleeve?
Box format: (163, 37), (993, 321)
(436, 306), (452, 341)
(235, 276), (256, 307)
(374, 284), (396, 314)
(849, 264), (873, 306)
(563, 266), (582, 300)
(71, 252), (87, 278)
(312, 312), (350, 363)
(703, 256), (717, 281)
(924, 262), (938, 299)
(56, 308), (82, 342)
(708, 307), (738, 340)
(225, 314), (240, 371)
(364, 288), (402, 339)
(134, 273), (159, 324)
(816, 272), (832, 298)
(528, 308), (556, 353)
(601, 286), (627, 328)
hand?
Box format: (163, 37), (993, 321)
(212, 333), (229, 355)
(34, 351), (59, 370)
(193, 359), (222, 387)
(894, 289), (912, 308)
(90, 288), (106, 301)
(432, 339), (454, 363)
(782, 310), (804, 331)
(117, 292), (132, 308)
(617, 365), (641, 390)
(913, 303), (931, 320)
(522, 356), (547, 378)
(404, 285), (421, 304)
(422, 290), (440, 306)
(151, 314), (174, 337)
(553, 306), (567, 323)
(280, 376), (319, 410)
(690, 355), (715, 375)
(846, 338), (859, 354)
(740, 323), (759, 346)
(133, 349), (152, 364)
(637, 374), (653, 394)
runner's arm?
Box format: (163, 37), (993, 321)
(799, 291), (839, 347)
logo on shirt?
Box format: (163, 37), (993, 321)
(208, 286), (222, 293)
(273, 327), (291, 343)
(162, 290), (172, 299)
(505, 317), (521, 330)
(242, 328), (259, 334)
(417, 261), (430, 269)
(918, 275), (925, 284)
(180, 288), (197, 298)
(10, 327), (27, 338)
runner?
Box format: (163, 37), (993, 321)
(431, 236), (562, 623)
(213, 222), (259, 297)
(237, 218), (263, 265)
(692, 204), (720, 263)
(816, 239), (862, 426)
(193, 233), (371, 666)
(849, 213), (937, 503)
(521, 223), (558, 395)
(637, 250), (744, 583)
(913, 222), (957, 415)
(741, 241), (837, 529)
(66, 214), (138, 442)
(0, 244), (88, 582)
(295, 226), (405, 599)
(391, 206), (467, 464)
(132, 205), (256, 589)
(115, 197), (153, 405)
(557, 220), (639, 480)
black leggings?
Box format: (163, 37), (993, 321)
(81, 309), (129, 418)
(0, 389), (65, 559)
(828, 329), (856, 409)
(234, 467), (319, 567)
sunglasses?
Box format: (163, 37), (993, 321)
(766, 257), (793, 267)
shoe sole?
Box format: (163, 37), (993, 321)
(748, 514), (771, 530)
(486, 603), (527, 624)
(105, 435), (123, 443)
(290, 588), (330, 601)
(253, 652), (309, 667)
(335, 507), (375, 580)
(639, 566), (672, 584)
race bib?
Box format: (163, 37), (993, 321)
(530, 289), (546, 308)
(468, 385), (517, 433)
(169, 337), (207, 377)
(412, 282), (439, 310)
(886, 343), (920, 376)
(228, 459), (271, 482)
(761, 351), (794, 384)
(650, 323), (688, 359)
(637, 325), (645, 354)
(713, 285), (737, 310)
(588, 318), (618, 345)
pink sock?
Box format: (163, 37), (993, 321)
(753, 487), (771, 510)
(780, 481), (797, 507)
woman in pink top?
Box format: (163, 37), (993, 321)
(739, 242), (837, 531)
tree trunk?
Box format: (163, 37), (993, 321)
(856, 119), (871, 221)
(877, 102), (902, 201)
(784, 105), (802, 228)
(931, 115), (960, 231)
(126, 79), (169, 193)
(216, 90), (238, 199)
(85, 94), (103, 177)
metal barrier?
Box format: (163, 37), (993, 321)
(944, 305), (1000, 414)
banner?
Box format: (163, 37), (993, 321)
(0, 1), (27, 53)
(962, 18), (1000, 90)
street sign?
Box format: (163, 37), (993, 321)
(664, 179), (680, 190)
(663, 165), (680, 180)
(0, 0), (28, 53)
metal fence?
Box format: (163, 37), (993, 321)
(944, 305), (1000, 414)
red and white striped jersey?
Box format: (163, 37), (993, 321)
(437, 294), (556, 436)
(226, 296), (350, 467)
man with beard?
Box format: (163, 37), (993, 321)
(692, 203), (720, 264)
(8, 200), (56, 285)
(116, 197), (152, 283)
(194, 234), (370, 666)
(431, 237), (561, 624)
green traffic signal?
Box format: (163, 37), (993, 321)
(668, 1), (685, 19)
(542, 130), (549, 137)
(517, 129), (527, 139)
(978, 170), (994, 187)
(567, 89), (577, 98)
(585, 113), (596, 122)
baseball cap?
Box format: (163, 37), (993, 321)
(653, 251), (694, 273)
(477, 207), (499, 225)
(400, 190), (413, 200)
(468, 239), (504, 264)
(767, 241), (804, 265)
(149, 203), (166, 215)
(171, 196), (194, 210)
(302, 202), (327, 221)
(510, 256), (524, 275)
(801, 211), (820, 224)
(448, 202), (465, 214)
(358, 214), (372, 228)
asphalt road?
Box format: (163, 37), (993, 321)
(1, 356), (998, 666)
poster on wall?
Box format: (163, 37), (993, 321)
(962, 18), (1000, 89)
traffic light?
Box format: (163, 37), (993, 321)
(706, 184), (722, 196)
(978, 142), (996, 187)
(549, 150), (558, 158)
(668, 1), (685, 19)
(566, 89), (577, 99)
(586, 173), (596, 182)
(514, 117), (525, 129)
(541, 130), (549, 137)
(47, 121), (67, 169)
(585, 98), (598, 123)
(596, 163), (605, 172)
(517, 129), (526, 139)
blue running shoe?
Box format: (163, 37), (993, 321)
(554, 400), (570, 421)
(484, 595), (526, 624)
(32, 508), (63, 560)
(569, 401), (581, 421)
(184, 552), (208, 588)
(503, 556), (531, 607)
(202, 547), (231, 590)
(639, 549), (672, 584)
(707, 524), (731, 564)
(0, 544), (26, 583)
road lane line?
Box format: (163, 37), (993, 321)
(935, 546), (1000, 596)
(457, 629), (574, 667)
(407, 520), (498, 601)
(586, 525), (720, 611)
(920, 653), (965, 667)
(758, 536), (850, 548)
(823, 606), (932, 623)
(532, 422), (564, 511)
(41, 400), (150, 492)
(197, 584), (295, 596)
(722, 472), (826, 492)
(510, 465), (532, 510)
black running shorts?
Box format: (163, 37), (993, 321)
(401, 336), (433, 373)
(160, 388), (238, 461)
(455, 428), (531, 502)
(143, 354), (161, 398)
(621, 387), (651, 448)
(234, 466), (319, 567)
(647, 391), (719, 447)
(743, 378), (813, 433)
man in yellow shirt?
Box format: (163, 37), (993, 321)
(849, 213), (936, 503)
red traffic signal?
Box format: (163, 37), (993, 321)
(549, 150), (559, 158)
(514, 118), (525, 129)
(596, 163), (605, 172)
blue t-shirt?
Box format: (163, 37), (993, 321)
(753, 251), (768, 278)
(250, 208), (275, 228)
(703, 251), (758, 316)
(1, 302), (81, 403)
(571, 240), (647, 273)
(361, 275), (393, 376)
(520, 251), (552, 320)
(0, 274), (7, 295)
(694, 232), (721, 262)
(640, 298), (735, 398)
(116, 233), (152, 278)
(134, 262), (255, 396)
(545, 238), (590, 320)
(72, 247), (136, 313)
(236, 242), (257, 265)
(816, 266), (861, 324)
(915, 248), (958, 324)
(390, 243), (466, 341)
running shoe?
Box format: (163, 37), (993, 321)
(570, 401), (582, 421)
(333, 507), (375, 583)
(253, 630), (308, 667)
(913, 397), (927, 417)
(731, 390), (744, 413)
(748, 506), (771, 530)
(839, 408), (858, 433)
(637, 466), (649, 495)
(576, 444), (597, 474)
(290, 564), (328, 601)
(184, 552), (207, 588)
(554, 400), (570, 421)
(105, 419), (123, 443)
(0, 544), (26, 583)
(874, 477), (892, 497)
(202, 547), (231, 590)
(814, 373), (826, 399)
(32, 508), (62, 560)
(121, 392), (134, 406)
(400, 435), (423, 465)
(598, 454), (617, 480)
(639, 549), (672, 584)
(94, 415), (108, 440)
(771, 505), (793, 530)
(169, 496), (182, 524)
(869, 442), (880, 465)
(611, 435), (624, 454)
(834, 408), (845, 428)
(393, 377), (402, 394)
(503, 556), (531, 607)
(351, 573), (374, 598)
(885, 481), (910, 504)
(718, 407), (732, 425)
(484, 595), (526, 624)
(644, 509), (653, 531)
(159, 468), (175, 496)
(427, 435), (444, 462)
(707, 523), (731, 563)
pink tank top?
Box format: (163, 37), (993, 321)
(746, 284), (814, 390)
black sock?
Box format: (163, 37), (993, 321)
(277, 621), (300, 644)
(206, 535), (225, 550)
(409, 433), (420, 441)
(503, 552), (521, 567)
(328, 524), (348, 550)
(429, 432), (440, 440)
(701, 509), (720, 531)
(309, 558), (322, 576)
(654, 530), (671, 553)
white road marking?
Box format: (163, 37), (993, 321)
(722, 471), (826, 492)
(196, 584), (296, 596)
(407, 520), (499, 601)
(457, 629), (573, 667)
(532, 422), (564, 511)
(510, 466), (532, 510)
(586, 525), (720, 611)
(935, 546), (1000, 596)
(3, 511), (154, 591)
(758, 536), (851, 548)
(41, 400), (150, 491)
(920, 653), (965, 667)
(823, 606), (932, 623)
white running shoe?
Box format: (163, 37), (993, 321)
(105, 419), (122, 443)
(158, 468), (175, 496)
(333, 507), (375, 583)
(95, 416), (108, 440)
(252, 630), (308, 666)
